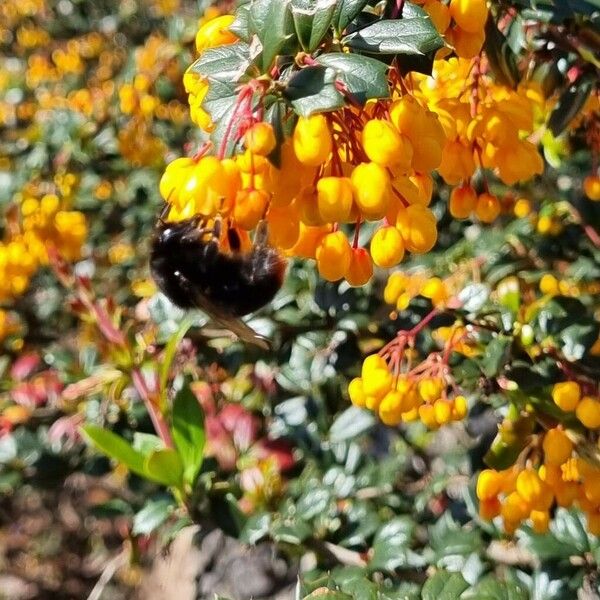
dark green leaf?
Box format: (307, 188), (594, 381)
(291, 0), (337, 53)
(89, 499), (133, 519)
(240, 512), (272, 545)
(421, 571), (469, 600)
(370, 517), (418, 571)
(249, 0), (296, 71)
(462, 576), (528, 600)
(171, 384), (205, 488)
(332, 0), (370, 34)
(284, 65), (345, 116)
(481, 336), (511, 378)
(132, 498), (173, 536)
(484, 19), (520, 88)
(343, 11), (443, 56)
(316, 53), (389, 104)
(548, 77), (594, 136)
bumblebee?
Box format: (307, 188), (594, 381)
(150, 207), (286, 349)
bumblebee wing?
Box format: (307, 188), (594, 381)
(190, 290), (271, 351)
(167, 263), (271, 350)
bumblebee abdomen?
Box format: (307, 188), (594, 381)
(199, 247), (286, 316)
(150, 217), (286, 318)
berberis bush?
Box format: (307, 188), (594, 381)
(0, 0), (599, 597)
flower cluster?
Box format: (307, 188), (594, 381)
(419, 0), (489, 59)
(477, 381), (600, 535)
(0, 188), (87, 303)
(173, 48), (449, 286)
(348, 313), (472, 427)
(416, 57), (545, 221)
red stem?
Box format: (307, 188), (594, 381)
(407, 308), (440, 337)
(132, 369), (173, 448)
(391, 0), (405, 19)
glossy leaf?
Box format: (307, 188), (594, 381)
(316, 53), (390, 104)
(171, 384), (205, 488)
(548, 77), (594, 136)
(332, 0), (370, 34)
(291, 0), (337, 53)
(249, 0), (296, 71)
(144, 448), (184, 488)
(82, 425), (147, 479)
(343, 9), (443, 56)
(132, 498), (173, 536)
(284, 65), (345, 116)
(421, 571), (469, 600)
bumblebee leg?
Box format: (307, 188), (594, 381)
(212, 216), (222, 240)
(202, 238), (220, 262)
(227, 226), (242, 254)
(179, 217), (213, 243)
(254, 219), (269, 248)
(158, 202), (171, 223)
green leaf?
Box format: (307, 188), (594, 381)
(484, 435), (527, 471)
(171, 384), (205, 488)
(329, 406), (375, 442)
(230, 4), (251, 42)
(188, 41), (251, 83)
(144, 449), (184, 488)
(559, 323), (599, 361)
(332, 0), (370, 34)
(81, 425), (147, 479)
(291, 0), (337, 53)
(296, 486), (333, 520)
(429, 514), (483, 562)
(316, 53), (389, 104)
(462, 576), (527, 600)
(249, 0), (296, 71)
(484, 19), (520, 88)
(159, 315), (196, 399)
(370, 517), (418, 571)
(240, 512), (272, 545)
(551, 508), (592, 552)
(284, 65), (345, 116)
(548, 77), (594, 136)
(271, 517), (312, 545)
(343, 11), (443, 56)
(133, 432), (163, 455)
(480, 336), (511, 378)
(421, 571), (469, 600)
(305, 592), (353, 600)
(132, 498), (174, 536)
(458, 283), (490, 312)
